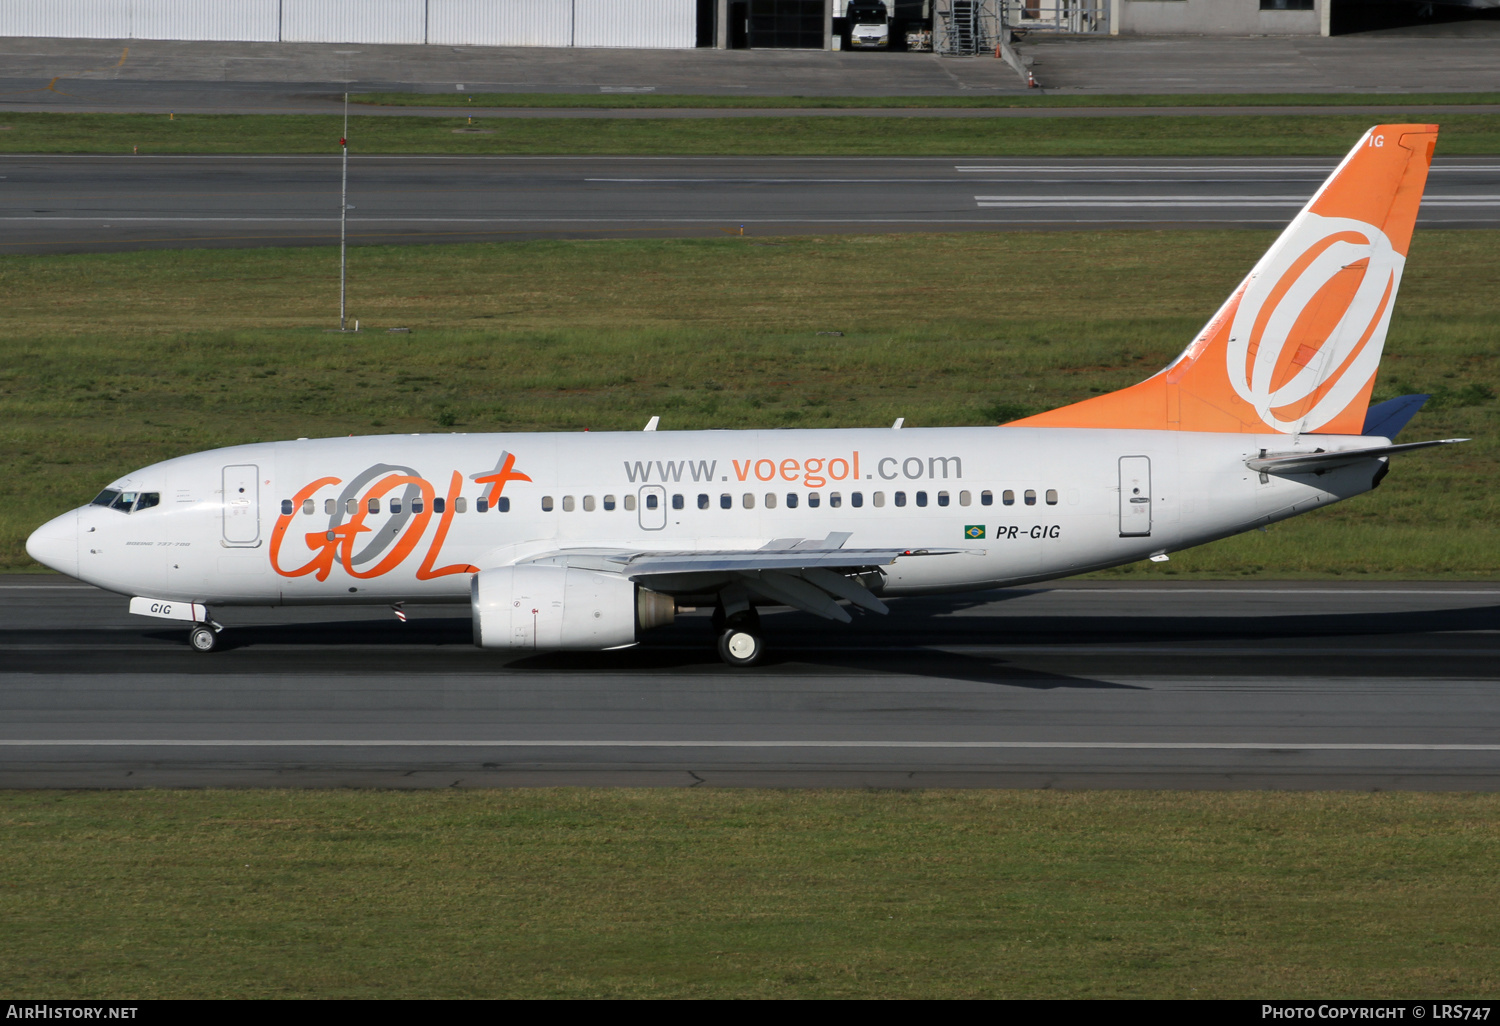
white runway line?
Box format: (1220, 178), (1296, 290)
(975, 198), (1500, 208)
(3, 739), (1500, 750)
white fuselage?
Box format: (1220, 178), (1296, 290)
(35, 425), (1385, 608)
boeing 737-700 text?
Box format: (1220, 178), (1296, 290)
(26, 125), (1466, 665)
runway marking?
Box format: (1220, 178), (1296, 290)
(2, 739), (1499, 751)
(976, 198), (1500, 208)
(958, 165), (1500, 174)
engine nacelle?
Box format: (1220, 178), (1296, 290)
(470, 565), (675, 650)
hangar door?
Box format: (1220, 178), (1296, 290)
(1118, 456), (1151, 538)
(747, 0), (825, 47)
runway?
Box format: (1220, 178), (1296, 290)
(2, 578), (1497, 789)
(4, 154), (1498, 252)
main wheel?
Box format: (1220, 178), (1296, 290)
(717, 626), (764, 668)
(188, 624), (218, 652)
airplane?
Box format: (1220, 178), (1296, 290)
(25, 123), (1466, 667)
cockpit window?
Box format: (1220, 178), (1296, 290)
(92, 489), (159, 513)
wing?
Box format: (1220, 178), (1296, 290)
(519, 532), (960, 623)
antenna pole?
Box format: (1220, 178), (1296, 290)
(340, 92), (348, 331)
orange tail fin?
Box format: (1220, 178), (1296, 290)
(1011, 124), (1438, 436)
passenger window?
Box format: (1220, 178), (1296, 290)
(645, 494), (657, 510)
(302, 499), (315, 515)
(624, 494), (637, 511)
(808, 492), (820, 508)
(873, 492), (885, 508)
(743, 493), (755, 509)
(455, 497), (468, 513)
(563, 495), (576, 512)
(412, 498), (424, 514)
(135, 493), (160, 512)
(719, 493), (731, 509)
(1003, 490), (1015, 506)
(475, 498), (487, 513)
(895, 491), (907, 507)
(959, 491), (971, 507)
(1024, 489), (1037, 506)
(604, 494), (617, 511)
(916, 491), (928, 507)
(583, 495), (596, 512)
(368, 497), (381, 515)
(346, 498), (358, 516)
(764, 493), (777, 509)
(542, 496), (555, 512)
(937, 491), (949, 507)
(391, 498), (402, 515)
(325, 498), (337, 515)
(851, 492), (863, 508)
(829, 492), (842, 508)
(1045, 489), (1058, 505)
(786, 493), (799, 509)
(981, 490), (993, 507)
(672, 494), (684, 510)
(498, 496), (510, 513)
(698, 493), (710, 510)
(434, 497), (446, 514)
(281, 499), (294, 516)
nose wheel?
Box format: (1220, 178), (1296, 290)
(188, 623), (221, 652)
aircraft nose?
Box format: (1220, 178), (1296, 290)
(26, 509), (79, 578)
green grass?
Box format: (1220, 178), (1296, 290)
(1, 111), (1498, 156)
(2, 789), (1498, 998)
(350, 90), (1500, 109)
(2, 230), (1495, 576)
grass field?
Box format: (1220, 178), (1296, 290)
(2, 789), (1498, 998)
(1, 111), (1498, 156)
(350, 90), (1500, 109)
(1, 230), (1495, 576)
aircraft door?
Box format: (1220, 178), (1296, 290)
(222, 464), (260, 545)
(638, 486), (667, 530)
(1118, 456), (1152, 537)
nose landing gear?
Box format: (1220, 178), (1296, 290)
(188, 621), (223, 653)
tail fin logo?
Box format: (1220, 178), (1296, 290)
(1226, 213), (1404, 433)
(1006, 124), (1436, 436)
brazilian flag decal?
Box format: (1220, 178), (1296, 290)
(964, 525), (985, 540)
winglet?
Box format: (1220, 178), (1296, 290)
(1010, 125), (1439, 436)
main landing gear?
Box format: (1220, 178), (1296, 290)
(712, 606), (764, 668)
(188, 621), (223, 653)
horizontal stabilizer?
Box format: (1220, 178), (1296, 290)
(1246, 438), (1466, 474)
(1361, 393), (1430, 439)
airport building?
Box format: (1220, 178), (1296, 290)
(0, 0), (1337, 47)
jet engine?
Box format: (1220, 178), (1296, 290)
(470, 565), (675, 650)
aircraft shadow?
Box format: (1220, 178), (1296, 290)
(82, 588), (1498, 689)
